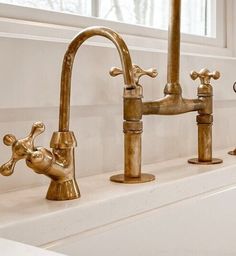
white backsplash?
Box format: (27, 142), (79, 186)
(0, 36), (235, 193)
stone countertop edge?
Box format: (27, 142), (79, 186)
(0, 148), (235, 247)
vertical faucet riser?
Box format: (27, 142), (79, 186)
(110, 65), (157, 183)
(188, 69), (222, 164)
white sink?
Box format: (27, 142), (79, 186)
(0, 148), (236, 256)
(0, 238), (65, 256)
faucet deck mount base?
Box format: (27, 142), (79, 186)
(228, 149), (236, 155)
(188, 158), (223, 165)
(46, 179), (80, 201)
(110, 173), (155, 184)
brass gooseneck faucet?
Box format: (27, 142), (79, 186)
(0, 0), (222, 200)
(0, 27), (155, 200)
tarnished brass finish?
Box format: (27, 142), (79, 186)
(109, 0), (222, 184)
(229, 149), (236, 156)
(110, 173), (155, 184)
(111, 120), (155, 183)
(0, 122), (80, 200)
(188, 158), (223, 165)
(110, 64), (157, 183)
(165, 0), (182, 95)
(0, 26), (158, 200)
(120, 0), (222, 171)
(188, 69), (222, 164)
(59, 26), (136, 132)
(143, 95), (205, 115)
(143, 1), (221, 165)
(0, 1), (223, 198)
(58, 27), (156, 184)
(110, 64), (158, 86)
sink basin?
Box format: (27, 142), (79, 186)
(0, 148), (236, 256)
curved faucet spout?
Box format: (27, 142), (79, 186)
(59, 26), (135, 132)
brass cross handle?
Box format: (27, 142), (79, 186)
(110, 64), (158, 86)
(0, 122), (45, 176)
(190, 68), (220, 85)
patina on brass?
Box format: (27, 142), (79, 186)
(58, 28), (156, 184)
(0, 122), (79, 200)
(0, 0), (223, 197)
(229, 149), (236, 155)
(228, 82), (236, 155)
(110, 64), (157, 183)
(188, 69), (222, 164)
(110, 0), (222, 179)
(0, 26), (156, 199)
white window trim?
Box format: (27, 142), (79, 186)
(0, 0), (234, 58)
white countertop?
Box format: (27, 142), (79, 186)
(0, 238), (66, 256)
(0, 148), (236, 247)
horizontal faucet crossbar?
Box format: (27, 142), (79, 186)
(142, 95), (205, 115)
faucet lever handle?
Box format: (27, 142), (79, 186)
(109, 67), (123, 77)
(190, 68), (220, 85)
(0, 122), (45, 176)
(132, 64), (158, 85)
(110, 64), (158, 86)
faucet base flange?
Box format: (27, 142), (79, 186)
(228, 149), (236, 156)
(188, 158), (223, 165)
(46, 178), (80, 201)
(110, 173), (155, 184)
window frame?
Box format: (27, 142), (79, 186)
(0, 0), (233, 57)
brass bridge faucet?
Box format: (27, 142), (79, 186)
(0, 0), (222, 200)
(109, 0), (222, 183)
(0, 26), (155, 200)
